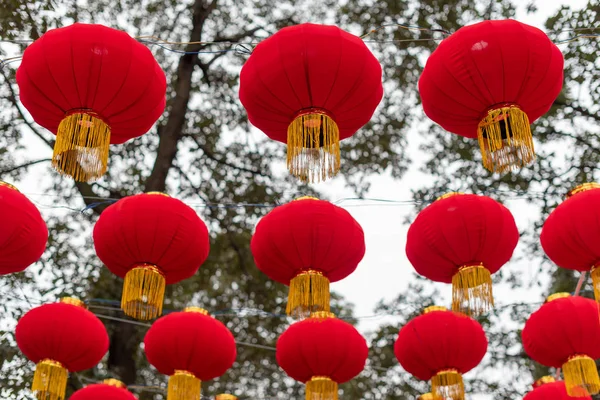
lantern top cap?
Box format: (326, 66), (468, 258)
(546, 292), (570, 302)
(294, 196), (319, 201)
(145, 191), (170, 197)
(532, 376), (555, 388)
(103, 378), (126, 388)
(216, 395), (238, 400)
(422, 305), (448, 314)
(183, 306), (210, 315)
(59, 297), (86, 308)
(0, 181), (19, 191)
(418, 394), (435, 400)
(566, 183), (600, 199)
(310, 311), (336, 319)
(436, 192), (465, 201)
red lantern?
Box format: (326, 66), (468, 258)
(276, 311), (368, 400)
(541, 183), (600, 302)
(522, 293), (600, 397)
(0, 182), (47, 275)
(93, 193), (210, 320)
(144, 307), (237, 400)
(394, 306), (488, 400)
(524, 376), (592, 400)
(405, 193), (519, 316)
(15, 297), (109, 400)
(70, 379), (137, 400)
(239, 23), (383, 182)
(419, 19), (563, 173)
(16, 23), (166, 181)
(251, 197), (365, 318)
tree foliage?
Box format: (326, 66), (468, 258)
(0, 0), (597, 399)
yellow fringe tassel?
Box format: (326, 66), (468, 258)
(563, 355), (600, 397)
(431, 370), (465, 400)
(451, 264), (494, 317)
(477, 105), (534, 174)
(306, 376), (338, 400)
(418, 394), (435, 400)
(121, 264), (166, 320)
(32, 359), (68, 400)
(215, 395), (238, 400)
(286, 110), (340, 183)
(287, 270), (330, 319)
(53, 111), (111, 182)
(168, 370), (201, 400)
(591, 267), (600, 304)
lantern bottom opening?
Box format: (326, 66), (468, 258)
(53, 111), (111, 182)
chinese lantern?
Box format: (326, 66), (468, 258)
(405, 193), (519, 316)
(16, 23), (166, 181)
(70, 379), (137, 400)
(93, 193), (210, 320)
(394, 306), (488, 400)
(276, 311), (368, 400)
(216, 395), (237, 400)
(0, 181), (48, 275)
(15, 297), (109, 400)
(541, 183), (600, 302)
(524, 376), (592, 400)
(239, 23), (383, 182)
(144, 307), (237, 400)
(418, 19), (563, 173)
(522, 293), (600, 397)
(251, 197), (365, 318)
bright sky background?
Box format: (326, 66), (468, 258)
(3, 0), (590, 398)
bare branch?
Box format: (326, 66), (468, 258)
(553, 99), (600, 123)
(0, 158), (50, 174)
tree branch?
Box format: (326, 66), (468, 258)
(0, 158), (50, 174)
(553, 99), (600, 123)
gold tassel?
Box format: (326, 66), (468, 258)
(305, 376), (338, 400)
(563, 355), (600, 397)
(216, 395), (238, 400)
(477, 105), (534, 173)
(451, 264), (493, 316)
(431, 369), (464, 400)
(103, 379), (127, 388)
(533, 376), (555, 388)
(53, 111), (111, 182)
(418, 394), (435, 400)
(286, 109), (340, 183)
(32, 359), (68, 400)
(287, 270), (330, 319)
(168, 370), (201, 400)
(591, 267), (600, 304)
(121, 263), (166, 320)
(566, 183), (600, 198)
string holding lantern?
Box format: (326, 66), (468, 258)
(405, 193), (519, 316)
(419, 19), (564, 173)
(93, 192), (210, 320)
(0, 181), (48, 275)
(70, 379), (138, 400)
(276, 311), (368, 400)
(524, 376), (592, 400)
(251, 197), (365, 318)
(16, 23), (166, 182)
(144, 307), (237, 400)
(522, 293), (600, 397)
(15, 297), (109, 400)
(239, 23), (383, 182)
(541, 183), (600, 303)
(394, 306), (488, 400)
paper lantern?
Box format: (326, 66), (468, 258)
(276, 312), (368, 400)
(405, 193), (519, 316)
(541, 183), (600, 302)
(93, 193), (210, 320)
(419, 19), (563, 173)
(239, 23), (383, 182)
(70, 379), (137, 400)
(524, 376), (592, 400)
(394, 306), (488, 400)
(522, 293), (600, 397)
(144, 307), (237, 400)
(16, 23), (166, 181)
(251, 197), (365, 318)
(15, 297), (109, 400)
(0, 181), (48, 275)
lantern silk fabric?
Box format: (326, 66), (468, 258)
(70, 381), (137, 400)
(17, 23), (166, 181)
(524, 379), (592, 400)
(0, 183), (48, 275)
